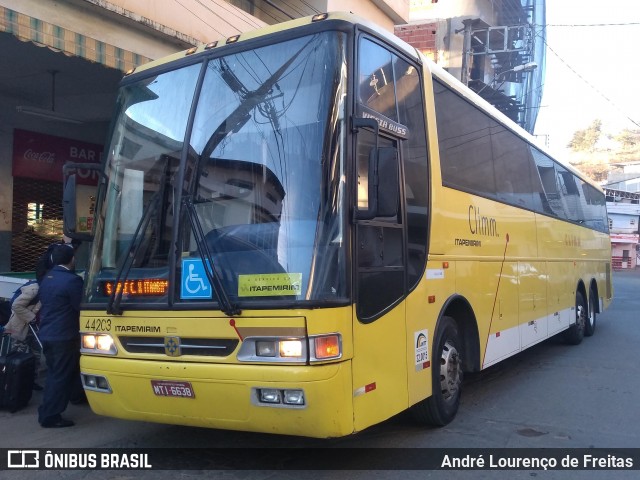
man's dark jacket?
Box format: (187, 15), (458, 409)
(38, 266), (83, 342)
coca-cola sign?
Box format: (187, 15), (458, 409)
(12, 129), (102, 185)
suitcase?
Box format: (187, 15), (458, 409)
(0, 351), (36, 412)
(0, 333), (11, 357)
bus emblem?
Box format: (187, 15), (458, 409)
(164, 336), (181, 357)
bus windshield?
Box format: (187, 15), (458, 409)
(85, 32), (348, 308)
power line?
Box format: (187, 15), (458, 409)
(203, 0), (264, 30)
(262, 0), (295, 20)
(534, 22), (640, 27)
(194, 0), (257, 33)
(173, 0), (225, 37)
(541, 37), (640, 129)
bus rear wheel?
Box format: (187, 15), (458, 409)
(410, 316), (462, 426)
(564, 291), (586, 345)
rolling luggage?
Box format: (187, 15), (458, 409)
(0, 333), (11, 356)
(0, 351), (36, 412)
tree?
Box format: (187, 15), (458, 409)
(567, 119), (602, 152)
(615, 129), (640, 149)
(577, 162), (610, 183)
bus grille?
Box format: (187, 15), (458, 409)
(118, 336), (239, 357)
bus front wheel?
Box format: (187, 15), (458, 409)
(564, 291), (586, 345)
(410, 316), (462, 426)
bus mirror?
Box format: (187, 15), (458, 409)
(376, 147), (399, 218)
(63, 173), (78, 236)
(354, 117), (380, 220)
(63, 162), (103, 242)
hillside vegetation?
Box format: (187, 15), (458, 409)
(566, 120), (640, 183)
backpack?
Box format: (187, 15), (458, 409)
(35, 243), (59, 283)
(10, 280), (39, 306)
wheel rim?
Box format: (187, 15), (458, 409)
(440, 340), (462, 401)
(588, 297), (596, 329)
(576, 302), (586, 334)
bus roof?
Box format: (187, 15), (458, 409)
(130, 12), (419, 75)
(125, 11), (602, 194)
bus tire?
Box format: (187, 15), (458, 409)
(410, 316), (462, 426)
(564, 291), (586, 345)
(585, 289), (597, 337)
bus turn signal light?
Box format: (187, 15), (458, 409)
(314, 335), (341, 359)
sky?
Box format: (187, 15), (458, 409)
(533, 0), (640, 157)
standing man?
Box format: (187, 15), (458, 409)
(37, 243), (85, 428)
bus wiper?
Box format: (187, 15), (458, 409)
(107, 191), (161, 315)
(183, 197), (240, 317)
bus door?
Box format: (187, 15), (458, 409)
(350, 35), (431, 430)
(351, 125), (407, 431)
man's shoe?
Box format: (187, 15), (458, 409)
(41, 418), (75, 428)
(32, 383), (43, 391)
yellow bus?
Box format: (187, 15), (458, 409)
(63, 12), (612, 438)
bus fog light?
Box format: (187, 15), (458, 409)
(283, 389), (305, 405)
(82, 373), (111, 393)
(259, 389), (281, 404)
(96, 376), (110, 390)
(83, 374), (97, 388)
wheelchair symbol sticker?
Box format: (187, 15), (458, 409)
(181, 259), (213, 299)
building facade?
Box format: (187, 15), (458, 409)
(606, 189), (640, 269)
(395, 0), (546, 133)
(0, 0), (408, 274)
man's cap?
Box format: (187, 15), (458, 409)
(51, 243), (75, 266)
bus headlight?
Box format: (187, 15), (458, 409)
(279, 340), (302, 357)
(256, 341), (277, 357)
(81, 333), (118, 355)
(237, 334), (341, 363)
(254, 339), (302, 358)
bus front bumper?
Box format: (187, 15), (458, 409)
(80, 355), (355, 438)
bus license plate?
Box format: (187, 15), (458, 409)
(151, 380), (195, 399)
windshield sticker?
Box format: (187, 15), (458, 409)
(238, 273), (302, 297)
(180, 258), (213, 300)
